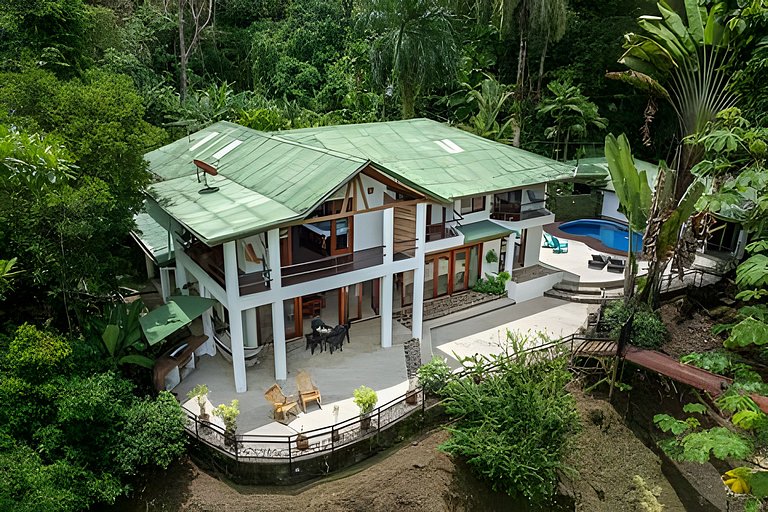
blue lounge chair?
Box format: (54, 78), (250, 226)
(542, 233), (556, 248)
(551, 237), (569, 253)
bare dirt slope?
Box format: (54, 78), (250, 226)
(116, 429), (510, 512)
(564, 385), (687, 512)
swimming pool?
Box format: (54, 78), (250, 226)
(558, 219), (643, 253)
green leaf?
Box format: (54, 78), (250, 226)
(102, 325), (120, 357)
(683, 403), (707, 414)
(118, 354), (155, 369)
(749, 471), (768, 499)
(724, 317), (768, 349)
(679, 427), (752, 463)
(732, 410), (762, 430)
(653, 413), (690, 435)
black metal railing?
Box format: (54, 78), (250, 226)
(491, 198), (551, 222)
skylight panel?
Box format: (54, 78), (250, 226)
(434, 139), (464, 154)
(189, 132), (219, 151)
(212, 140), (243, 159)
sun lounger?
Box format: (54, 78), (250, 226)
(588, 254), (609, 270)
(542, 233), (556, 248)
(551, 237), (569, 254)
(607, 257), (626, 273)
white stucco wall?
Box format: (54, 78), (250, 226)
(601, 190), (626, 222)
(354, 210), (384, 251)
(524, 225), (543, 267)
(481, 239), (502, 276)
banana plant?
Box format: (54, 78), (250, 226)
(604, 133), (652, 299)
(461, 75), (519, 143)
(96, 300), (155, 369)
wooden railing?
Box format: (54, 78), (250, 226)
(491, 199), (550, 222)
(281, 246), (384, 286)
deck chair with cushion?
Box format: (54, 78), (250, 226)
(607, 257), (626, 273)
(296, 370), (322, 412)
(588, 254), (609, 270)
(551, 237), (569, 254)
(542, 233), (556, 248)
(264, 384), (299, 421)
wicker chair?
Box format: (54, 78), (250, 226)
(264, 384), (299, 421)
(296, 370), (322, 412)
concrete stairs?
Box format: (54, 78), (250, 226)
(544, 280), (623, 304)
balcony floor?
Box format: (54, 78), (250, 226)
(175, 316), (413, 434)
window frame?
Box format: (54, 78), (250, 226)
(460, 195), (486, 215)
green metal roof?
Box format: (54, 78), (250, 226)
(457, 220), (514, 244)
(140, 295), (217, 346)
(573, 157), (658, 192)
(144, 121), (367, 245)
(132, 212), (174, 266)
(144, 119), (572, 245)
(277, 119), (575, 202)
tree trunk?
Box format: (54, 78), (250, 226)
(401, 82), (416, 119)
(536, 32), (549, 98)
(562, 127), (571, 162)
(178, 0), (188, 102)
(623, 220), (635, 301)
(512, 123), (521, 147)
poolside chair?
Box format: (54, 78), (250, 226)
(588, 254), (609, 270)
(296, 370), (322, 412)
(542, 233), (556, 248)
(607, 257), (626, 273)
(264, 384), (299, 422)
(551, 237), (569, 254)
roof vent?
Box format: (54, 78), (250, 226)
(193, 159), (219, 194)
(434, 139), (464, 154)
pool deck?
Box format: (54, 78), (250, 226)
(544, 220), (631, 256)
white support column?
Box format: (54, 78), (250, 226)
(243, 308), (258, 348)
(224, 241), (247, 393)
(271, 299), (287, 381)
(411, 203), (427, 340)
(175, 262), (189, 296)
(199, 283), (216, 357)
(504, 233), (516, 274)
(266, 228), (282, 287)
(160, 268), (172, 304)
(383, 207), (394, 264)
(380, 274), (393, 348)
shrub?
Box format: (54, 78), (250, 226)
(602, 301), (667, 349)
(439, 332), (579, 503)
(417, 356), (452, 396)
(352, 386), (377, 416)
(472, 271), (511, 295)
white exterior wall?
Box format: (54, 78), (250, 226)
(524, 225), (544, 267)
(454, 194), (493, 224)
(601, 190), (625, 222)
(481, 239), (502, 276)
(353, 210), (384, 251)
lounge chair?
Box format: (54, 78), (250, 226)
(588, 254), (609, 270)
(607, 257), (626, 273)
(542, 233), (556, 248)
(264, 384), (299, 421)
(551, 237), (569, 254)
(296, 370), (322, 412)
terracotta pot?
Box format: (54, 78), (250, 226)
(296, 434), (309, 451)
(405, 390), (418, 405)
(360, 415), (372, 431)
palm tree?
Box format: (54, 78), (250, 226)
(360, 0), (458, 119)
(538, 80), (607, 161)
(533, 0), (567, 96)
(461, 75), (519, 143)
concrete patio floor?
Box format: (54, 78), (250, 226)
(176, 316), (412, 435)
(539, 234), (648, 284)
(429, 296), (591, 365)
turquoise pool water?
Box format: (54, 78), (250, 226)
(559, 219), (643, 253)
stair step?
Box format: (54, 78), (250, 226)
(544, 289), (623, 304)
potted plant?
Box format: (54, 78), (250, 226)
(353, 386), (378, 431)
(213, 399), (240, 449)
(295, 427), (309, 451)
(187, 384), (210, 421)
(485, 249), (498, 264)
(405, 377), (419, 405)
(417, 357), (451, 398)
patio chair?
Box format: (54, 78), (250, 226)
(296, 370), (322, 412)
(588, 254), (609, 270)
(542, 232), (556, 248)
(607, 257), (626, 273)
(264, 384), (299, 422)
(551, 237), (569, 254)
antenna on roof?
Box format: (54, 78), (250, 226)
(193, 159), (220, 194)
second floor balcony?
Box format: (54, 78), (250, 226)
(490, 198), (551, 223)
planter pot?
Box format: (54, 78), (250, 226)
(332, 429), (341, 443)
(296, 434), (309, 451)
(223, 430), (237, 449)
(360, 415), (372, 431)
(198, 413), (210, 423)
(405, 390), (418, 405)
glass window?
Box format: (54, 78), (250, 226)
(468, 245), (480, 288)
(423, 259), (434, 300)
(460, 196), (486, 215)
(453, 250), (467, 292)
